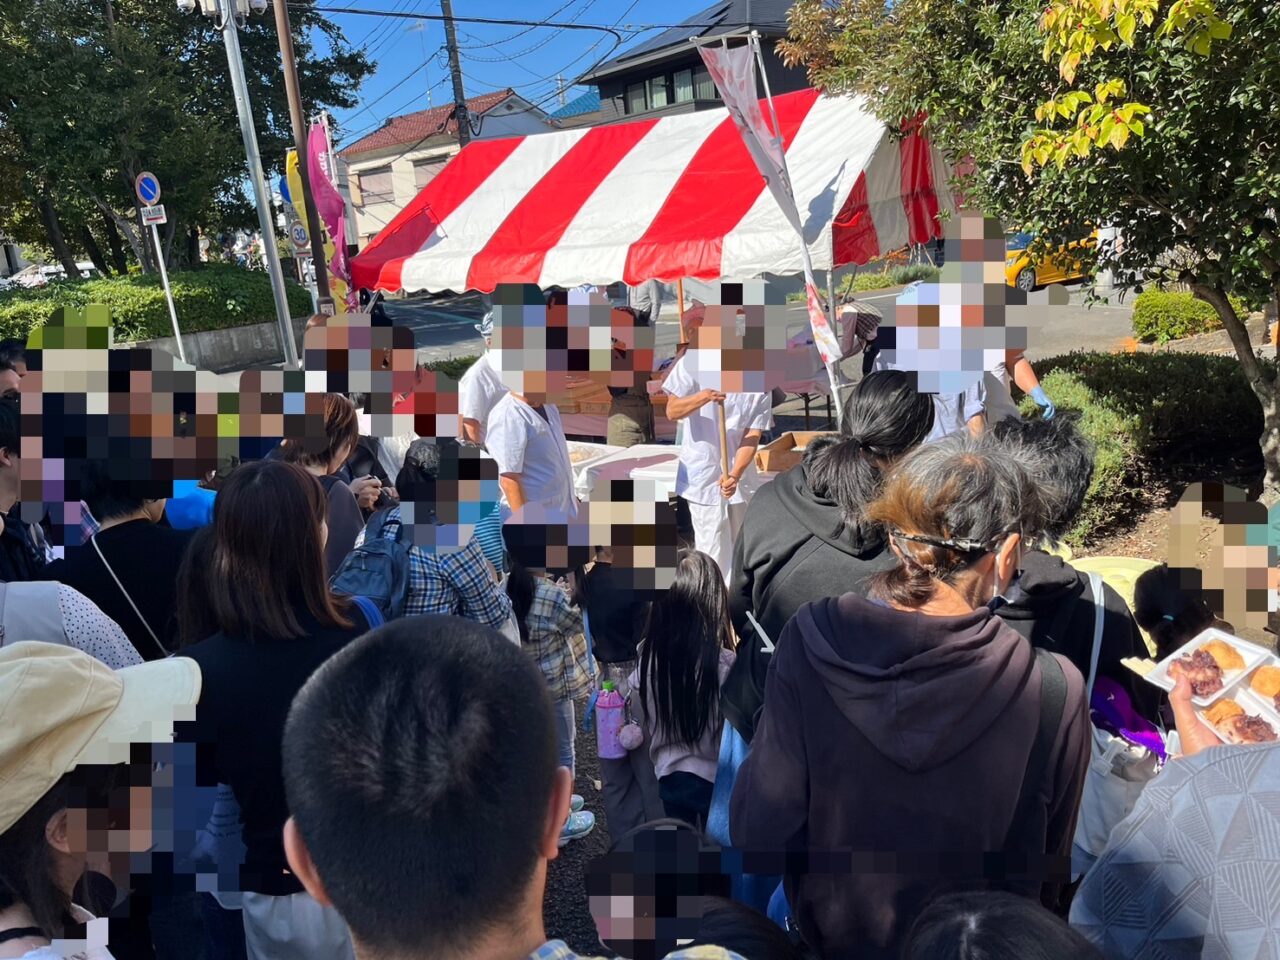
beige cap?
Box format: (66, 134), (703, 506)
(0, 642), (201, 835)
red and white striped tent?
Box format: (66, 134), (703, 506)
(350, 88), (953, 295)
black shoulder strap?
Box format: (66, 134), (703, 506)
(1006, 649), (1068, 851)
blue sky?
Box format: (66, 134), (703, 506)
(326, 0), (708, 146)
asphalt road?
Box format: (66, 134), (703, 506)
(380, 283), (1136, 368)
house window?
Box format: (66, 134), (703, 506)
(673, 68), (694, 103)
(413, 158), (446, 191)
(648, 75), (670, 109)
(693, 64), (718, 101)
(624, 82), (647, 114)
(357, 166), (394, 205)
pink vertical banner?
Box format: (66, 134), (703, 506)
(307, 122), (356, 309)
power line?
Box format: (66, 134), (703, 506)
(453, 0), (581, 50)
(343, 53), (444, 126)
(292, 4), (735, 33)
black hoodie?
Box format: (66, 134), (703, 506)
(996, 550), (1160, 721)
(729, 462), (894, 644)
(724, 465), (896, 743)
(730, 593), (1089, 960)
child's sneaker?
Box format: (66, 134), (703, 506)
(570, 794), (585, 813)
(559, 810), (595, 846)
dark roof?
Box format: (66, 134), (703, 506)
(549, 89), (601, 120)
(581, 0), (792, 82)
(338, 89), (518, 158)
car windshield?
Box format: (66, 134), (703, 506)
(1005, 232), (1034, 251)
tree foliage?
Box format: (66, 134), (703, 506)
(780, 0), (1280, 498)
(0, 0), (370, 274)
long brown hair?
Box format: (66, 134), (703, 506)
(181, 460), (351, 642)
(279, 392), (359, 474)
(0, 766), (124, 940)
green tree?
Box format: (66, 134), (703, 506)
(781, 0), (1280, 500)
(0, 0), (370, 275)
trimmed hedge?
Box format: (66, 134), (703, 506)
(889, 264), (941, 285)
(0, 264), (313, 344)
(425, 355), (478, 382)
(852, 270), (895, 292)
(1020, 351), (1265, 545)
(1131, 289), (1248, 344)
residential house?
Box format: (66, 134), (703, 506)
(577, 0), (808, 125)
(339, 89), (553, 247)
(548, 89), (603, 129)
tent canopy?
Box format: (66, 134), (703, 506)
(351, 88), (952, 295)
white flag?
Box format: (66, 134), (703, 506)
(699, 40), (842, 367)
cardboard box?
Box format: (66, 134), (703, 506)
(755, 431), (837, 473)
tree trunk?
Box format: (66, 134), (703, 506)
(101, 210), (128, 273)
(78, 225), (112, 277)
(133, 205), (155, 274)
(1193, 281), (1280, 505)
(162, 218), (177, 269)
(94, 199), (148, 271)
(33, 186), (81, 278)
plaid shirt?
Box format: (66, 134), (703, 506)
(356, 509), (513, 629)
(522, 578), (592, 703)
(530, 941), (744, 960)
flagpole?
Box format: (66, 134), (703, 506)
(749, 33), (844, 422)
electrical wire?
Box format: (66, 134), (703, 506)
(289, 4), (743, 32)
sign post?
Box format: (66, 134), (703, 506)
(135, 174), (186, 364)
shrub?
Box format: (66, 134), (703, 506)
(426, 355), (478, 382)
(1020, 351), (1266, 545)
(1131, 290), (1249, 344)
(889, 264), (940, 285)
(0, 264), (312, 343)
(851, 271), (896, 292)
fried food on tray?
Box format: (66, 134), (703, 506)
(1205, 700), (1243, 726)
(1201, 639), (1245, 672)
(1250, 665), (1280, 700)
(1205, 699), (1277, 744)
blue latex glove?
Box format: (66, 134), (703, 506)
(1031, 386), (1056, 420)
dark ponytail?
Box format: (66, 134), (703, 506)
(505, 558), (536, 645)
(1133, 563), (1217, 661)
(804, 370), (935, 535)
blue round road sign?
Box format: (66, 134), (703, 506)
(135, 172), (161, 206)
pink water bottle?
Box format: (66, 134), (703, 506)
(595, 682), (627, 759)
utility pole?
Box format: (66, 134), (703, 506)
(556, 74), (566, 108)
(271, 0), (334, 314)
(440, 0), (470, 146)
(217, 0), (301, 367)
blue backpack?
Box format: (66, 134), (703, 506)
(329, 509), (411, 623)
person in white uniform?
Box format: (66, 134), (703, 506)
(662, 355), (773, 583)
(983, 349), (1056, 426)
(486, 392), (578, 517)
(459, 312), (510, 446)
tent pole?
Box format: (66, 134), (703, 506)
(677, 277), (686, 342)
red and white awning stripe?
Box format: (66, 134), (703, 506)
(351, 89), (953, 295)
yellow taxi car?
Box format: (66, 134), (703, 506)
(1005, 231), (1097, 291)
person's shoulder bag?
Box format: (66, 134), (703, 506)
(1069, 572), (1163, 879)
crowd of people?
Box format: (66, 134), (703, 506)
(0, 277), (1276, 960)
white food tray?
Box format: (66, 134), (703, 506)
(1143, 627), (1271, 707)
